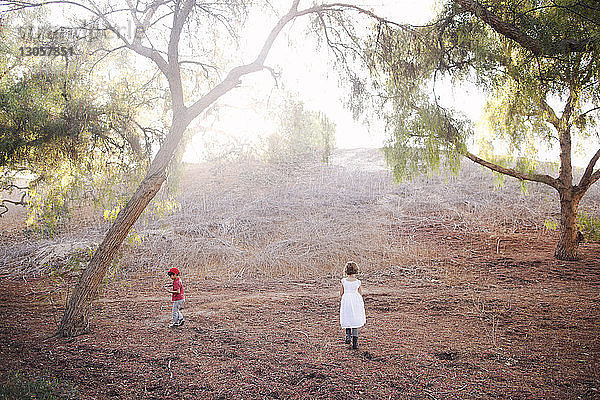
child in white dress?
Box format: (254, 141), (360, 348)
(339, 261), (366, 349)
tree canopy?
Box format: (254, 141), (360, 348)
(267, 97), (335, 164)
(366, 0), (599, 178)
(357, 0), (600, 259)
(0, 8), (168, 223)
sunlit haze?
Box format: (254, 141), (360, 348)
(21, 0), (595, 167)
(183, 1), (442, 163)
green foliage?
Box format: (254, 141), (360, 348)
(578, 212), (600, 242)
(0, 9), (165, 234)
(64, 246), (95, 274)
(25, 187), (70, 237)
(543, 213), (600, 242)
(363, 1), (600, 182)
(382, 101), (467, 181)
(267, 99), (336, 164)
(0, 371), (79, 400)
(544, 219), (559, 231)
(150, 199), (181, 220)
(0, 68), (100, 169)
(22, 154), (149, 236)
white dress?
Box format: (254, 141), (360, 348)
(339, 278), (366, 328)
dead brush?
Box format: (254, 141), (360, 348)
(120, 151), (575, 280)
(2, 149), (599, 280)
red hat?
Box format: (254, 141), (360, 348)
(167, 267), (180, 275)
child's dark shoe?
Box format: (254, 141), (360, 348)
(352, 336), (358, 349)
(177, 318), (185, 326)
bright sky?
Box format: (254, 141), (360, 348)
(199, 0), (596, 168)
(184, 0), (450, 162)
(13, 0), (594, 167)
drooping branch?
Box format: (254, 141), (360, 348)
(179, 60), (219, 79)
(453, 0), (598, 56)
(464, 151), (559, 189)
(313, 2), (407, 29)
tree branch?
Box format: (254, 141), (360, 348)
(0, 192), (27, 217)
(588, 169), (600, 189)
(578, 106), (600, 119)
(540, 97), (560, 128)
(464, 151), (559, 188)
(315, 2), (407, 29)
(578, 147), (600, 191)
(184, 0), (303, 123)
(453, 0), (598, 56)
(179, 60), (219, 79)
(167, 0), (194, 110)
(0, 183), (29, 191)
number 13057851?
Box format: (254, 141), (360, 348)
(19, 46), (75, 57)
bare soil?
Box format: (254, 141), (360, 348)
(1, 228), (599, 399)
(1, 150), (599, 399)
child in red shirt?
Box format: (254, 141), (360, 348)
(165, 267), (185, 328)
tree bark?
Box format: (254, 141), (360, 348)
(56, 117), (188, 337)
(554, 189), (582, 261)
(55, 0), (319, 337)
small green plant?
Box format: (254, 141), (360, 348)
(543, 213), (600, 243)
(0, 371), (79, 399)
(103, 205), (121, 222)
(150, 199), (181, 220)
(543, 219), (558, 231)
(25, 186), (71, 238)
(65, 247), (95, 273)
(578, 212), (600, 242)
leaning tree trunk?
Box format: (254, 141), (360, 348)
(56, 118), (187, 337)
(54, 0), (313, 337)
(554, 189), (581, 261)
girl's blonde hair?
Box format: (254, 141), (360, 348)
(345, 261), (359, 276)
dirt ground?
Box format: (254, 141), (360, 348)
(1, 227), (599, 399)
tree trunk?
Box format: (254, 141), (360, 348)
(56, 118), (187, 337)
(554, 190), (581, 261)
(54, 0), (312, 337)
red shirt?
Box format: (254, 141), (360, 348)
(172, 277), (184, 301)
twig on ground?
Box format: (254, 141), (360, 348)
(295, 330), (309, 339)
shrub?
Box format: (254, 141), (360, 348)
(578, 212), (600, 242)
(0, 371), (79, 400)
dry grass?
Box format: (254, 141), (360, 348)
(1, 148), (599, 280)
